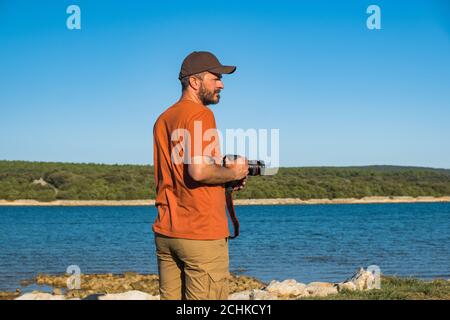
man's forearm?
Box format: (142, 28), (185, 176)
(188, 163), (236, 185)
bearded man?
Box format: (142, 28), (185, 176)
(152, 51), (248, 300)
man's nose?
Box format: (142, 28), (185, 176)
(217, 80), (224, 89)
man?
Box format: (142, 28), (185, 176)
(152, 51), (249, 300)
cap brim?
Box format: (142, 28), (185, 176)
(208, 65), (236, 75)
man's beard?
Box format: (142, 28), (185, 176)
(198, 84), (220, 105)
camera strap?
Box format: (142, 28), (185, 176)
(225, 187), (240, 239)
(222, 155), (241, 239)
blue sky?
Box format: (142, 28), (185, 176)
(0, 0), (449, 168)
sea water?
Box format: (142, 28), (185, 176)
(0, 203), (449, 291)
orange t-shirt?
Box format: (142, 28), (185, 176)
(152, 100), (229, 240)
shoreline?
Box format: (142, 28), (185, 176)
(0, 196), (449, 206)
(3, 270), (450, 300)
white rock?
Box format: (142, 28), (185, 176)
(305, 285), (338, 297)
(250, 289), (278, 300)
(266, 279), (306, 296)
(342, 268), (376, 291)
(337, 281), (357, 292)
(228, 290), (252, 300)
(306, 282), (335, 288)
(15, 292), (65, 300)
(98, 290), (159, 300)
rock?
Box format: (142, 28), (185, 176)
(228, 289), (279, 300)
(353, 268), (375, 290)
(337, 281), (357, 292)
(123, 272), (139, 278)
(304, 282), (338, 297)
(229, 275), (266, 293)
(306, 286), (338, 297)
(305, 285), (338, 297)
(24, 273), (261, 300)
(97, 290), (160, 300)
(338, 268), (377, 291)
(228, 290), (251, 300)
(265, 279), (306, 296)
(53, 288), (62, 295)
(15, 292), (65, 300)
(122, 284), (133, 291)
(306, 282), (335, 288)
(130, 281), (149, 291)
(250, 289), (278, 300)
(0, 291), (20, 300)
(32, 178), (48, 187)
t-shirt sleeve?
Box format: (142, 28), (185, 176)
(186, 110), (221, 164)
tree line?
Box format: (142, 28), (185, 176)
(0, 160), (449, 202)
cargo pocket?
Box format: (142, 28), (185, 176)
(207, 271), (229, 300)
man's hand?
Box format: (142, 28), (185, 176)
(224, 155), (249, 181)
(232, 176), (247, 192)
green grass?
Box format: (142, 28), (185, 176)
(300, 276), (450, 300)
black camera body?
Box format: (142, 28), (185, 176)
(222, 154), (265, 191)
(222, 155), (266, 175)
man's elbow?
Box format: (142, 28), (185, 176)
(188, 164), (207, 182)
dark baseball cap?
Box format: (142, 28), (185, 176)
(178, 51), (236, 80)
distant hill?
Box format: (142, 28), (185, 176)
(0, 160), (449, 202)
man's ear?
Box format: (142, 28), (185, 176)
(188, 76), (201, 91)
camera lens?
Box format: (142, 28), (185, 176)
(248, 160), (264, 176)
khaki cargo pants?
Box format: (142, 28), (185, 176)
(155, 233), (230, 300)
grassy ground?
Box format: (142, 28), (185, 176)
(300, 276), (450, 300)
